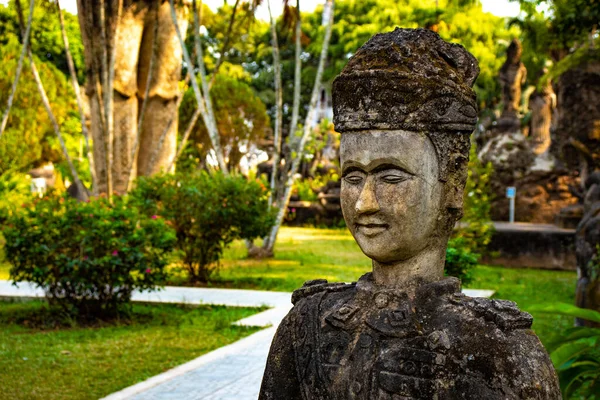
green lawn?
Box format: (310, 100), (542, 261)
(0, 301), (261, 400)
(202, 227), (576, 346)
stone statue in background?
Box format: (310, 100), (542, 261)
(575, 171), (600, 327)
(77, 0), (189, 194)
(529, 76), (556, 155)
(497, 38), (527, 133)
(552, 59), (600, 185)
(259, 29), (560, 399)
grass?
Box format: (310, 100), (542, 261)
(186, 227), (576, 346)
(0, 301), (262, 400)
(168, 227), (372, 291)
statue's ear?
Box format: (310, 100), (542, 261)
(445, 185), (464, 216)
(443, 152), (469, 213)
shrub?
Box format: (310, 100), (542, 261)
(445, 237), (478, 285)
(0, 172), (33, 224)
(2, 195), (176, 318)
(0, 172), (34, 264)
(131, 172), (274, 283)
(452, 143), (495, 255)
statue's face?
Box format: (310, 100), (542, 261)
(340, 130), (442, 263)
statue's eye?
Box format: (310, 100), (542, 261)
(343, 172), (364, 185)
(380, 172), (411, 184)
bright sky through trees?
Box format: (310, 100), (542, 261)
(0, 0), (522, 19)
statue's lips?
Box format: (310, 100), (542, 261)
(355, 223), (388, 236)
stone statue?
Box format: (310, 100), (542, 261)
(497, 39), (527, 133)
(529, 77), (556, 155)
(552, 58), (600, 184)
(259, 29), (560, 399)
(575, 171), (600, 327)
(77, 0), (189, 194)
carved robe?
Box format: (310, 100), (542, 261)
(259, 274), (560, 399)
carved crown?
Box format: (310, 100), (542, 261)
(332, 28), (479, 133)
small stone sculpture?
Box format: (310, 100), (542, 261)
(259, 29), (560, 399)
(497, 38), (527, 133)
(529, 78), (556, 155)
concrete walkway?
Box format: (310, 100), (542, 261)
(0, 281), (493, 400)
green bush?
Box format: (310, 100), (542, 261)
(445, 238), (478, 285)
(295, 179), (319, 202)
(452, 142), (495, 255)
(131, 172), (275, 283)
(0, 172), (33, 224)
(2, 195), (175, 318)
(0, 172), (34, 264)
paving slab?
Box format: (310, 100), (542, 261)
(0, 280), (492, 308)
(102, 327), (277, 400)
(0, 281), (291, 305)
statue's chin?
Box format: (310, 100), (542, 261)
(356, 235), (438, 265)
(357, 241), (414, 265)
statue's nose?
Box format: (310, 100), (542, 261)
(355, 176), (380, 214)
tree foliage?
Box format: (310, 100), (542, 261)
(178, 71), (270, 172)
(247, 0), (519, 130)
(0, 36), (86, 179)
(510, 0), (600, 84)
(0, 0), (84, 81)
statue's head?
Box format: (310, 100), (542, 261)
(506, 38), (523, 64)
(332, 28), (479, 267)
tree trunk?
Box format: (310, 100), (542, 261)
(57, 0), (97, 195)
(0, 0), (34, 140)
(289, 0), (303, 143)
(263, 0), (335, 252)
(77, 1), (190, 195)
(125, 2), (160, 192)
(267, 0), (283, 208)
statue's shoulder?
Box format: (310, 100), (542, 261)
(291, 279), (355, 305)
(447, 293), (533, 331)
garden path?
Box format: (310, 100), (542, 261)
(0, 281), (493, 399)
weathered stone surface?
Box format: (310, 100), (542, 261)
(575, 171), (600, 327)
(260, 28), (560, 399)
(333, 28), (479, 134)
(552, 58), (600, 178)
(261, 276), (559, 399)
(478, 133), (579, 223)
